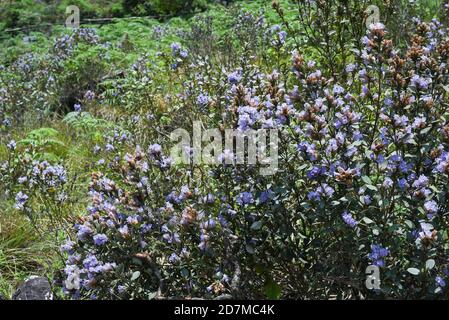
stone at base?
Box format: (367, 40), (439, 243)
(12, 276), (52, 300)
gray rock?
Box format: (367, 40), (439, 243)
(12, 276), (53, 300)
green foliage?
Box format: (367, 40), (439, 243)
(150, 0), (208, 15)
(264, 277), (282, 300)
(0, 0), (48, 31)
(57, 0), (126, 18)
(19, 128), (67, 161)
(123, 0), (210, 16)
(63, 112), (114, 140)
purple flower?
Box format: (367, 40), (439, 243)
(126, 215), (139, 225)
(228, 71), (242, 84)
(166, 191), (181, 204)
(197, 93), (210, 106)
(237, 191), (254, 205)
(435, 151), (449, 173)
(218, 214), (228, 227)
(394, 115), (409, 127)
(237, 114), (253, 131)
(171, 42), (181, 54)
(342, 211), (357, 228)
(61, 240), (75, 253)
(201, 218), (216, 230)
(361, 85), (370, 97)
(308, 190), (320, 201)
(17, 176), (27, 184)
(333, 84), (345, 95)
(397, 178), (408, 190)
(383, 177), (393, 188)
(118, 225), (129, 237)
(436, 276), (446, 288)
(84, 90), (95, 101)
(260, 189), (274, 204)
(412, 116), (426, 129)
(14, 191), (29, 211)
(307, 166), (324, 180)
(105, 143), (114, 152)
(218, 149), (234, 164)
(424, 200), (438, 218)
(2, 118), (11, 127)
(7, 140), (16, 150)
(411, 75), (430, 90)
(205, 193), (215, 204)
(418, 222), (434, 240)
(77, 224), (93, 241)
(179, 50), (188, 58)
(82, 254), (99, 271)
(169, 253), (180, 264)
(369, 22), (385, 32)
(345, 63), (356, 73)
(278, 30), (287, 44)
(412, 175), (429, 189)
(149, 144), (162, 156)
(368, 244), (389, 267)
(93, 234), (108, 246)
(364, 195), (372, 205)
(117, 285), (126, 294)
(74, 104), (81, 112)
(157, 156), (172, 169)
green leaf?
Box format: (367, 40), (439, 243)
(245, 244), (255, 254)
(362, 217), (374, 224)
(425, 259), (435, 270)
(407, 268), (420, 275)
(361, 175), (373, 185)
(131, 271), (141, 281)
(251, 221), (262, 230)
(180, 268), (189, 278)
(131, 258), (143, 266)
(147, 292), (157, 300)
(264, 277), (282, 300)
(404, 220), (414, 229)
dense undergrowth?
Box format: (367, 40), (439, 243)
(2, 0), (449, 299)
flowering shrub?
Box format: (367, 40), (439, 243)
(56, 14), (449, 299)
(62, 145), (249, 299)
(0, 28), (103, 134)
(0, 140), (73, 239)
